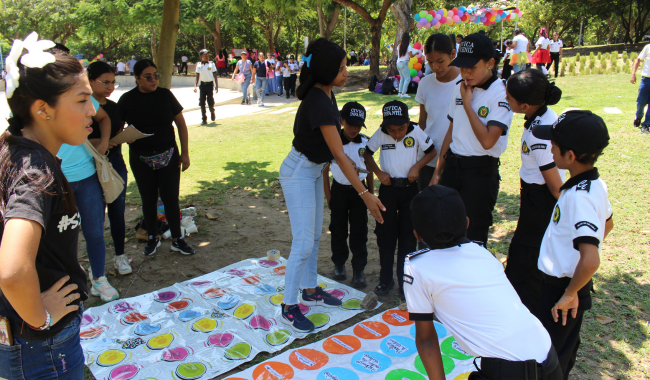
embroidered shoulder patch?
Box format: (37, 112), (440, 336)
(456, 98), (463, 105)
(406, 248), (430, 259)
(576, 180), (591, 192)
(403, 274), (414, 285)
(425, 136), (431, 144)
(575, 221), (598, 232)
(498, 101), (511, 111)
(530, 143), (547, 150)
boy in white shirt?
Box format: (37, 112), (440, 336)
(193, 49), (218, 125)
(405, 185), (562, 380)
(631, 43), (650, 133)
(281, 61), (292, 99)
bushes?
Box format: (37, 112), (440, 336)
(623, 51), (629, 61)
(598, 52), (602, 60)
(589, 59), (596, 70)
(580, 56), (587, 67)
(590, 52), (595, 59)
(575, 52), (581, 61)
(632, 52), (639, 61)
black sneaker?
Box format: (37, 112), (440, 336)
(241, 100), (246, 105)
(300, 287), (342, 308)
(143, 236), (160, 256)
(210, 111), (216, 121)
(634, 118), (641, 128)
(201, 120), (207, 125)
(281, 303), (315, 332)
(374, 280), (395, 296)
(171, 238), (195, 255)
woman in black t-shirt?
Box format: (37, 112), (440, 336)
(0, 44), (91, 379)
(118, 60), (195, 256)
(278, 39), (384, 333)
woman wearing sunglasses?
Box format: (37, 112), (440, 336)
(117, 60), (195, 256)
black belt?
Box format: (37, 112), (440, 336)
(520, 179), (548, 189)
(446, 150), (500, 169)
(477, 345), (559, 380)
(388, 178), (414, 188)
(332, 179), (366, 188)
(200, 81), (213, 85)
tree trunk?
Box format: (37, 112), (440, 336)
(324, 8), (340, 40)
(213, 19), (222, 53)
(388, 0), (413, 77)
(369, 21), (381, 77)
(151, 27), (158, 64)
(317, 6), (326, 38)
(157, 0), (181, 89)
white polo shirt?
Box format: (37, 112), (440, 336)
(512, 34), (529, 54)
(549, 39), (563, 53)
(116, 62), (126, 72)
(404, 243), (552, 363)
(331, 131), (369, 185)
(447, 75), (513, 157)
(538, 169), (612, 278)
(196, 61), (216, 82)
(415, 73), (462, 167)
(637, 44), (650, 77)
(535, 37), (549, 49)
(366, 123), (434, 178)
(289, 62), (299, 74)
(181, 56), (188, 62)
(520, 107), (567, 184)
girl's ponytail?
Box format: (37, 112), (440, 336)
(7, 116), (24, 136)
(297, 38), (346, 100)
(544, 82), (562, 106)
(507, 69), (562, 106)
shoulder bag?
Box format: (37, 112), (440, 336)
(84, 140), (125, 204)
(235, 61), (248, 84)
(265, 60), (275, 78)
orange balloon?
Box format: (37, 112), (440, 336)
(414, 63), (422, 71)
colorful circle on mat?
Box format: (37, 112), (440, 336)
(241, 275), (261, 285)
(166, 299), (191, 312)
(81, 314), (99, 326)
(410, 321), (447, 339)
(441, 336), (473, 360)
(179, 310), (204, 322)
(175, 362), (206, 380)
(202, 288), (226, 299)
(153, 291), (179, 303)
(86, 338), (115, 352)
(327, 289), (347, 300)
(97, 349), (127, 367)
(341, 299), (362, 310)
(109, 364), (140, 380)
(227, 269), (247, 277)
(109, 301), (139, 314)
(289, 348), (329, 370)
(298, 303), (310, 315)
(454, 373), (472, 380)
(382, 309), (413, 326)
(307, 313), (330, 328)
(190, 280), (212, 287)
(259, 259), (278, 267)
(162, 346), (192, 362)
(224, 342), (252, 360)
(207, 332), (234, 347)
(265, 329), (291, 346)
(218, 295), (240, 310)
(134, 322), (161, 336)
(233, 303), (256, 319)
(351, 351), (391, 373)
(252, 361), (294, 380)
(273, 266), (286, 275)
(192, 318), (217, 332)
(323, 334), (362, 355)
(353, 321), (390, 339)
(80, 326), (104, 340)
(380, 336), (417, 357)
(269, 293), (284, 306)
(146, 333), (174, 350)
(415, 354), (455, 375)
(250, 315), (272, 330)
(316, 367), (359, 380)
(318, 282), (328, 289)
(122, 312), (148, 324)
(385, 369), (426, 380)
(254, 284), (276, 296)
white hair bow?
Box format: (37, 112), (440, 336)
(5, 32), (56, 99)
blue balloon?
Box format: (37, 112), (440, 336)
(414, 14), (421, 21)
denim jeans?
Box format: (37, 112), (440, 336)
(280, 147), (327, 305)
(241, 73), (252, 102)
(636, 76), (650, 126)
(0, 308), (84, 380)
(276, 74), (283, 94)
(69, 173), (106, 277)
(397, 60), (411, 94)
(513, 63), (525, 73)
(266, 76), (275, 95)
(255, 77), (268, 103)
(107, 152), (127, 256)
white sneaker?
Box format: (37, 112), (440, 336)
(402, 93), (411, 98)
(91, 276), (120, 302)
(114, 255), (132, 275)
(260, 102), (265, 107)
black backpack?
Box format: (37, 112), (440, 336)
(381, 77), (397, 95)
(368, 75), (379, 92)
(407, 80), (419, 94)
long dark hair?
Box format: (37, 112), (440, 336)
(507, 69), (562, 106)
(218, 50), (225, 59)
(296, 38), (347, 100)
(2, 49), (82, 215)
(399, 33), (410, 57)
(424, 33), (454, 55)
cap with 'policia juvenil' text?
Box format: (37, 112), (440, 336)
(449, 33), (495, 68)
(532, 110), (610, 154)
(341, 102), (366, 128)
(410, 185), (468, 249)
(381, 100), (410, 128)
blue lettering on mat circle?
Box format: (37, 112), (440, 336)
(350, 351), (392, 373)
(380, 335), (417, 357)
(316, 367), (360, 380)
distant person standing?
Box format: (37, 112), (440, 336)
(632, 43), (650, 134)
(116, 60), (126, 75)
(194, 49), (218, 125)
(396, 33), (417, 98)
(127, 55), (137, 76)
(216, 50), (227, 77)
(547, 32), (563, 78)
(232, 52), (252, 104)
(252, 52), (269, 107)
(510, 28), (530, 73)
(288, 55), (299, 97)
(180, 54), (189, 75)
(531, 28), (551, 70)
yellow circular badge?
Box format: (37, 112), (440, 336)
(553, 205), (561, 224)
(403, 136), (415, 148)
(478, 106), (489, 118)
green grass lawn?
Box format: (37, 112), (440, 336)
(121, 73), (649, 379)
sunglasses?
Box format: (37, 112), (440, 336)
(139, 73), (161, 82)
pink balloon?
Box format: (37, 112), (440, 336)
(433, 22), (441, 29)
(447, 10), (454, 17)
(412, 76), (421, 83)
(423, 22), (431, 29)
(435, 13), (442, 20)
(452, 15), (460, 22)
(440, 16), (447, 23)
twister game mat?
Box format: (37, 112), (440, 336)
(80, 257), (379, 380)
(228, 308), (477, 380)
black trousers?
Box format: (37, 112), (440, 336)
(535, 275), (592, 380)
(199, 82), (215, 122)
(502, 58), (513, 80)
(547, 53), (560, 78)
(469, 345), (563, 380)
(505, 180), (557, 313)
(439, 151), (500, 245)
(375, 182), (418, 289)
(329, 180), (368, 271)
(129, 147), (183, 239)
(290, 74), (297, 96)
(283, 77), (291, 98)
(180, 62), (188, 75)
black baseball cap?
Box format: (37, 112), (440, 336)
(450, 33), (495, 68)
(411, 185), (468, 249)
(532, 110), (610, 154)
(381, 100), (410, 128)
(290, 55), (295, 59)
(199, 49), (209, 55)
(341, 102), (366, 127)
